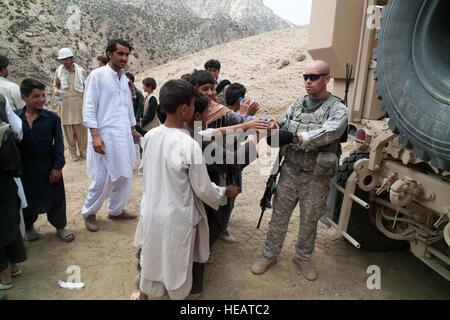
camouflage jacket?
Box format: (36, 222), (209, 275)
(279, 92), (348, 153)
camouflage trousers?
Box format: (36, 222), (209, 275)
(263, 160), (331, 261)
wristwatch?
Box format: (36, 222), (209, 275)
(292, 133), (299, 144)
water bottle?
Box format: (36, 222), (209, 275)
(58, 88), (63, 103)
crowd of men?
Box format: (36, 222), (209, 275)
(0, 38), (348, 300)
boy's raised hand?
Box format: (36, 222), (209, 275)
(225, 185), (241, 198)
(246, 101), (260, 116)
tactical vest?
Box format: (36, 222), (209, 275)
(281, 93), (343, 169)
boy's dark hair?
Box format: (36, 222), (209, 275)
(125, 72), (135, 82)
(216, 79), (231, 94)
(20, 78), (46, 96)
(225, 83), (246, 106)
(96, 54), (109, 64)
(180, 73), (192, 83)
(142, 77), (157, 90)
(194, 92), (209, 115)
(189, 70), (215, 87)
(0, 55), (9, 69)
(106, 39), (133, 54)
(159, 79), (196, 114)
(204, 59), (221, 71)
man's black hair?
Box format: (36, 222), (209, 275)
(159, 79), (196, 114)
(189, 70), (215, 87)
(225, 83), (246, 106)
(20, 78), (46, 97)
(106, 39), (133, 54)
(204, 59), (221, 71)
(180, 73), (192, 83)
(0, 55), (9, 69)
(216, 79), (231, 94)
(125, 72), (135, 82)
(142, 77), (157, 90)
(194, 92), (209, 115)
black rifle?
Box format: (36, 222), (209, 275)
(344, 62), (353, 107)
(257, 152), (282, 229)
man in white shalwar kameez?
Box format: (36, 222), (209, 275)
(133, 80), (239, 300)
(81, 39), (141, 232)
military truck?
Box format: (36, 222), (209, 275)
(308, 0), (449, 280)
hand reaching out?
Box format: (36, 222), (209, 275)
(244, 118), (269, 131)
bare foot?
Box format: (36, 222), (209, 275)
(130, 291), (148, 300)
(9, 263), (21, 277)
(0, 266), (12, 288)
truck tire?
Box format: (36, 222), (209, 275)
(374, 0), (450, 171)
(334, 151), (407, 251)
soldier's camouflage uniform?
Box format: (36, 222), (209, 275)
(262, 92), (348, 261)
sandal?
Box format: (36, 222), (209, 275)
(10, 267), (21, 277)
(57, 229), (75, 242)
(0, 281), (12, 290)
(25, 227), (39, 242)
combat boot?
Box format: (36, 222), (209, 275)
(251, 256), (277, 275)
(292, 256), (317, 281)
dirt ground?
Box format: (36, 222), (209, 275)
(5, 26), (450, 300)
(5, 122), (450, 300)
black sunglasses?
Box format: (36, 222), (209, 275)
(303, 73), (329, 81)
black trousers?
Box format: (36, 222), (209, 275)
(0, 231), (27, 271)
(190, 207), (226, 294)
(23, 198), (67, 231)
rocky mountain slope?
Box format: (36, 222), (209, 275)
(135, 25), (311, 115)
(183, 0), (294, 31)
(0, 0), (293, 88)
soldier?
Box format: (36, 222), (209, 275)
(251, 60), (348, 281)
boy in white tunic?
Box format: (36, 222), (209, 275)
(134, 80), (240, 300)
